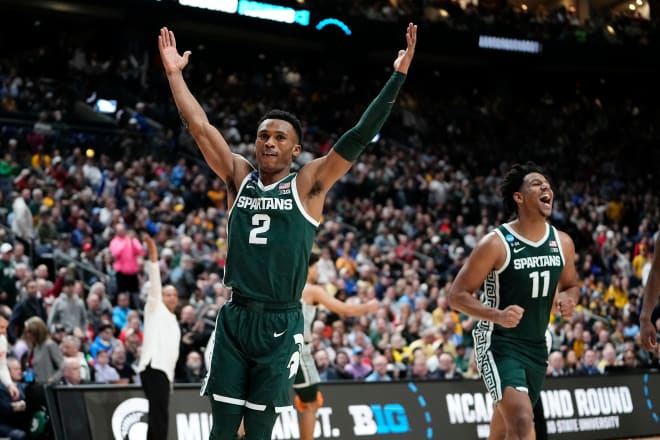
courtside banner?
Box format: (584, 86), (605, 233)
(47, 372), (659, 440)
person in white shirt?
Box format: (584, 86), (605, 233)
(138, 235), (181, 440)
(11, 189), (33, 251)
(0, 311), (20, 400)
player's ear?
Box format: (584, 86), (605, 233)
(292, 143), (302, 158)
(513, 191), (523, 205)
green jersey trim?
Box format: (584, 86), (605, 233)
(227, 173), (253, 220)
(493, 229), (511, 275)
(553, 226), (566, 263)
(501, 222), (550, 247)
(291, 177), (320, 228)
(256, 172), (295, 191)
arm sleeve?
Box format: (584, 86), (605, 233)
(44, 275), (64, 299)
(146, 261), (162, 303)
(49, 342), (64, 382)
(332, 72), (406, 162)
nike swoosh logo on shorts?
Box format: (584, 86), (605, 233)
(273, 330), (287, 338)
(513, 247), (526, 254)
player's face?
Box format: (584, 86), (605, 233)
(519, 172), (553, 218)
(255, 119), (301, 174)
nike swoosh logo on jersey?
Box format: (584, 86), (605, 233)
(513, 247), (526, 254)
(273, 330), (287, 338)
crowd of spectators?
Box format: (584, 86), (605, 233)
(312, 0), (658, 46)
(0, 10), (658, 437)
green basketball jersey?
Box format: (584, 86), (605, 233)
(474, 223), (565, 364)
(224, 172), (319, 303)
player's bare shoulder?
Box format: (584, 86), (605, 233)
(555, 229), (576, 255)
(472, 229), (509, 270)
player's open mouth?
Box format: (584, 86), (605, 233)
(540, 194), (552, 207)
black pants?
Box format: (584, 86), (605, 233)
(140, 366), (171, 440)
(116, 272), (141, 309)
(116, 272), (140, 294)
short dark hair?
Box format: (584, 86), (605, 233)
(99, 323), (114, 333)
(63, 276), (76, 287)
(500, 161), (547, 219)
(257, 109), (303, 145)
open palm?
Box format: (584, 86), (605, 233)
(393, 23), (417, 75)
(158, 27), (191, 75)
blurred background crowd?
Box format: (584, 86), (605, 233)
(0, 0), (659, 435)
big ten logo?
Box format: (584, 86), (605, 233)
(272, 406), (340, 439)
(348, 404), (410, 436)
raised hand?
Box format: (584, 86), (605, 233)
(497, 305), (524, 328)
(393, 23), (418, 75)
(143, 234), (158, 262)
(158, 27), (191, 75)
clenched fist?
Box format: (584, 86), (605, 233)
(497, 305), (524, 328)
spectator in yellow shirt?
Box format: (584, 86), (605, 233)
(407, 328), (437, 360)
(632, 244), (649, 282)
(604, 274), (628, 309)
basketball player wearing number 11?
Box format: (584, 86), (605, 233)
(158, 23), (417, 440)
(448, 162), (579, 440)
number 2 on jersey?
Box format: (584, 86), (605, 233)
(249, 214), (271, 244)
(529, 270), (550, 298)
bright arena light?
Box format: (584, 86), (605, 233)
(179, 0), (238, 13)
(478, 35), (542, 54)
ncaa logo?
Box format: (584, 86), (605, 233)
(112, 397), (149, 440)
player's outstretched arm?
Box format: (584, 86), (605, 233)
(158, 27), (251, 196)
(304, 284), (379, 317)
(641, 236), (660, 350)
(448, 233), (524, 328)
(296, 23), (417, 220)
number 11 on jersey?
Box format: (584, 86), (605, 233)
(529, 270), (550, 298)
